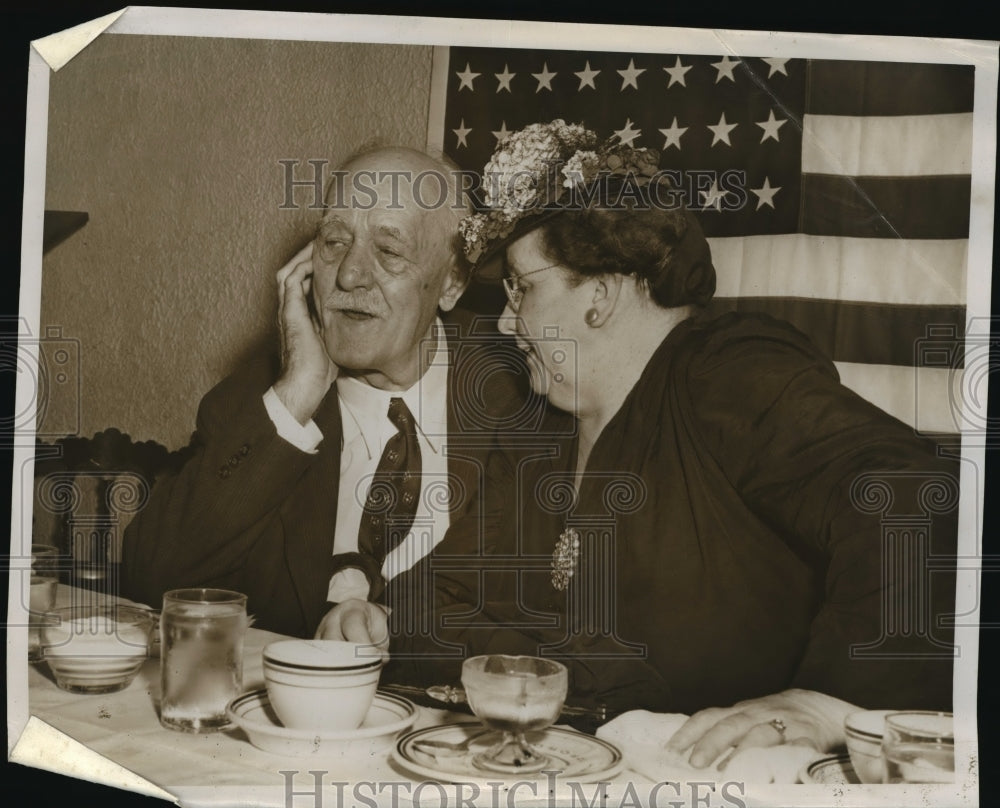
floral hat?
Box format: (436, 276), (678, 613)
(460, 119), (671, 273)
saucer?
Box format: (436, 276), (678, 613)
(393, 722), (624, 783)
(799, 754), (860, 784)
(227, 688), (416, 757)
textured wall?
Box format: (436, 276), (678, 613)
(41, 34), (433, 449)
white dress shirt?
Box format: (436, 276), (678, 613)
(262, 321), (451, 603)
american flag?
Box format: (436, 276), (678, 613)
(428, 47), (973, 436)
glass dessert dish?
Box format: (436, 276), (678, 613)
(460, 654), (568, 774)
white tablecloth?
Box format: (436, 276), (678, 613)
(16, 586), (857, 808)
(22, 586), (479, 806)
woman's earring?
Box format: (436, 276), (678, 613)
(584, 308), (600, 326)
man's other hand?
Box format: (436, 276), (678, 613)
(273, 241), (337, 423)
(315, 599), (390, 654)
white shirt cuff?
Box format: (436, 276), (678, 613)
(263, 386), (323, 453)
(327, 567), (372, 603)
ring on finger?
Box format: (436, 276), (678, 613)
(768, 718), (787, 743)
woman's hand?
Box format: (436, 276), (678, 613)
(664, 688), (858, 769)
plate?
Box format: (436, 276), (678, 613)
(393, 722), (624, 784)
(227, 688), (416, 757)
(799, 754), (860, 784)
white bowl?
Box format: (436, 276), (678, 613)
(41, 606), (155, 694)
(262, 640), (384, 731)
(227, 689), (416, 757)
(844, 709), (893, 784)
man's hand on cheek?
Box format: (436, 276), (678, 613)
(273, 241), (338, 424)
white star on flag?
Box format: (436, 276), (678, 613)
(711, 55), (740, 84)
(532, 63), (556, 92)
(700, 179), (730, 211)
(575, 61), (599, 90)
(707, 112), (738, 147)
(663, 57), (692, 88)
(452, 119), (471, 148)
(756, 109), (788, 143)
(658, 117), (688, 150)
(617, 58), (645, 90)
(751, 177), (781, 209)
(762, 58), (790, 78)
(495, 65), (515, 93)
(456, 63), (480, 92)
(613, 118), (642, 146)
(492, 121), (511, 143)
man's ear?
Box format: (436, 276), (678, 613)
(438, 259), (470, 312)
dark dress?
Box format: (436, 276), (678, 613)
(388, 312), (957, 721)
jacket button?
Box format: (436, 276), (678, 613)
(239, 444), (250, 456)
(218, 467), (232, 479)
(228, 456), (240, 467)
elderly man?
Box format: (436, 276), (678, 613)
(121, 146), (524, 638)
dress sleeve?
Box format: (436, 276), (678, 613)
(686, 316), (957, 710)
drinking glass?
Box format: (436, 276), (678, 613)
(461, 655), (568, 774)
(160, 588), (247, 733)
(882, 711), (954, 783)
(28, 544), (60, 662)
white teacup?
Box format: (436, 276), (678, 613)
(262, 640), (384, 731)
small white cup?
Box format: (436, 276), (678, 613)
(262, 640), (383, 731)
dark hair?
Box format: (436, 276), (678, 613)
(539, 192), (716, 309)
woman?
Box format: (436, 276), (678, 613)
(331, 121), (957, 766)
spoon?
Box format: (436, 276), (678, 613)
(411, 728), (491, 758)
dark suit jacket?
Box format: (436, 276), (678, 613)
(121, 310), (526, 637)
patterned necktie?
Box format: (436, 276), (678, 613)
(354, 397), (422, 599)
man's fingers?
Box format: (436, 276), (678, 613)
(276, 241), (315, 316)
(340, 608), (376, 645)
(314, 607), (346, 640)
(367, 606), (390, 650)
(280, 259), (316, 332)
(276, 241), (315, 284)
(282, 258), (313, 298)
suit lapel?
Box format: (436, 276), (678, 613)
(281, 383), (344, 633)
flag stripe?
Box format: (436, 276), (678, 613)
(806, 61), (975, 116)
(705, 297), (966, 368)
(801, 113), (973, 177)
(800, 174), (971, 238)
(708, 235), (967, 306)
(833, 362), (960, 434)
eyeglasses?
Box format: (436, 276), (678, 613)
(501, 262), (561, 311)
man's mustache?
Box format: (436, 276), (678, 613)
(320, 293), (386, 317)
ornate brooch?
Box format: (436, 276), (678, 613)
(551, 527), (581, 591)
